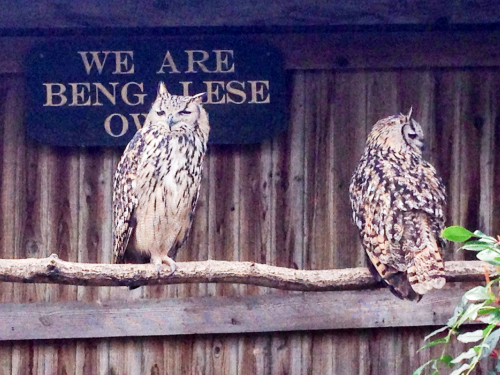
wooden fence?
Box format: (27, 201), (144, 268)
(0, 27), (499, 374)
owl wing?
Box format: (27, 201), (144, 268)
(350, 156), (447, 300)
(112, 130), (145, 263)
(391, 160), (447, 247)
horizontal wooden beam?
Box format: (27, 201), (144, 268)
(0, 0), (498, 30)
(0, 256), (488, 340)
(0, 254), (494, 290)
(2, 30), (500, 75)
(0, 284), (473, 341)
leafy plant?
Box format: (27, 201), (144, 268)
(414, 226), (500, 375)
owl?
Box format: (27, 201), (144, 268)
(113, 82), (209, 280)
(349, 111), (446, 301)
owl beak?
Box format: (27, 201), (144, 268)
(167, 114), (174, 127)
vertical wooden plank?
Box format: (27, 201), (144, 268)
(236, 140), (274, 372)
(366, 71), (399, 126)
(273, 72), (306, 271)
(36, 145), (80, 375)
(108, 339), (142, 375)
(435, 71), (481, 260)
(310, 332), (334, 374)
(75, 339), (98, 375)
(0, 341), (12, 375)
(205, 146), (241, 375)
(207, 145), (240, 296)
(302, 70), (335, 271)
(75, 147), (116, 375)
(332, 71), (368, 268)
(301, 70), (337, 375)
(473, 70), (496, 235)
(492, 71), (500, 236)
(268, 71), (310, 375)
(12, 341), (34, 375)
(238, 142), (273, 294)
(0, 77), (17, 375)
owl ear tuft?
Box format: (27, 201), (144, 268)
(407, 107), (413, 119)
(158, 82), (169, 96)
(191, 92), (206, 104)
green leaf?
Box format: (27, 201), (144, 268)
(439, 354), (454, 367)
(439, 354), (453, 367)
(477, 249), (500, 265)
(424, 326), (449, 341)
(457, 329), (484, 343)
(412, 360), (434, 375)
(467, 239), (496, 245)
(468, 238), (496, 244)
(441, 226), (475, 242)
(451, 347), (478, 363)
(464, 286), (490, 302)
(481, 328), (500, 359)
(474, 230), (495, 240)
(461, 243), (495, 251)
(419, 337), (449, 351)
(456, 303), (484, 326)
(448, 296), (469, 327)
(477, 309), (500, 325)
(449, 363), (471, 375)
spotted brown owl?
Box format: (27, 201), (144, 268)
(349, 111), (446, 301)
(113, 82), (209, 280)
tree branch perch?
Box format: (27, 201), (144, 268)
(0, 254), (495, 291)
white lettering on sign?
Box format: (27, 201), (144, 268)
(40, 48), (274, 139)
(77, 51), (135, 75)
(43, 82), (147, 107)
(157, 51), (181, 74)
(179, 80), (270, 104)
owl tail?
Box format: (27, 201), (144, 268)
(366, 254), (422, 301)
(405, 213), (446, 296)
(407, 244), (446, 295)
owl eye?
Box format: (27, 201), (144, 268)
(179, 110), (191, 115)
(157, 110), (166, 116)
(408, 133), (418, 139)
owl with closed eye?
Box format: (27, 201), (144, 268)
(349, 110), (447, 301)
(113, 82), (210, 282)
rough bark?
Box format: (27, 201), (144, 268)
(0, 254), (494, 291)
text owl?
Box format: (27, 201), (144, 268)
(113, 82), (210, 279)
(349, 111), (446, 301)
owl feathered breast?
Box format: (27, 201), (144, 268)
(349, 113), (446, 301)
(113, 83), (209, 267)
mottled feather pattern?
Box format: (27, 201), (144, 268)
(349, 112), (446, 300)
(113, 82), (209, 274)
(112, 130), (142, 263)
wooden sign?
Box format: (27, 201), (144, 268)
(25, 38), (286, 146)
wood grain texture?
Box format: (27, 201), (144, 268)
(3, 31), (500, 75)
(0, 0), (499, 29)
(0, 284), (474, 341)
(1, 59), (500, 374)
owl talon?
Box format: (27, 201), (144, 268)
(155, 263), (162, 277)
(153, 257), (177, 278)
(163, 257), (177, 277)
